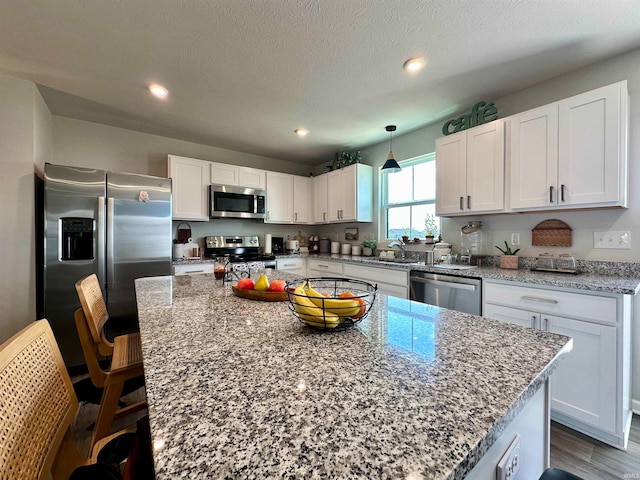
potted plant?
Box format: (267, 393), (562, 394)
(495, 241), (520, 269)
(424, 214), (439, 244)
(362, 239), (377, 257)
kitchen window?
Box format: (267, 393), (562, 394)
(380, 153), (439, 240)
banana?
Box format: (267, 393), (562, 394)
(304, 284), (362, 318)
(292, 286), (340, 328)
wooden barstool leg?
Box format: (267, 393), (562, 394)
(90, 381), (125, 449)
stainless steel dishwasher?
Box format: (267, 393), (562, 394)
(409, 270), (481, 315)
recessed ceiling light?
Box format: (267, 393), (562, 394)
(148, 84), (168, 99)
(294, 128), (309, 136)
(403, 58), (425, 72)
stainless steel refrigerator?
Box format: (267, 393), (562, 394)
(42, 163), (172, 368)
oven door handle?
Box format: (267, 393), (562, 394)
(410, 277), (477, 291)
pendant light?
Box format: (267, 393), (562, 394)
(381, 125), (401, 173)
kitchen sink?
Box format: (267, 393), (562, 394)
(377, 258), (422, 264)
(432, 264), (478, 270)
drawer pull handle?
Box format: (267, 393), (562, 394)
(549, 186), (554, 203)
(186, 270), (205, 274)
(521, 295), (558, 305)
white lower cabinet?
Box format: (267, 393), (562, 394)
(342, 263), (408, 298)
(276, 257), (306, 277)
(173, 263), (214, 276)
(483, 280), (631, 449)
(304, 259), (409, 299)
(306, 258), (343, 278)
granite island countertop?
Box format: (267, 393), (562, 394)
(135, 272), (572, 479)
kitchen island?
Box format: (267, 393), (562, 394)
(135, 272), (572, 479)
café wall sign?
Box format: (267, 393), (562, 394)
(441, 101), (498, 135)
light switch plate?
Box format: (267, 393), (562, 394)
(594, 231), (631, 249)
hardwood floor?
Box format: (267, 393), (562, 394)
(551, 415), (640, 479)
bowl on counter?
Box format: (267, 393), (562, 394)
(285, 278), (377, 331)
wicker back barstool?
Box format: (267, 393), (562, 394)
(74, 274), (147, 450)
(0, 319), (136, 480)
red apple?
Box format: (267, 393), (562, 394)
(237, 278), (255, 290)
(268, 280), (286, 293)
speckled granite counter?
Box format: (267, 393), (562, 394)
(173, 254), (640, 295)
(135, 272), (572, 479)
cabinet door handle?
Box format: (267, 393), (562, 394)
(323, 212), (326, 221)
(459, 196), (464, 211)
(560, 184), (566, 202)
(542, 317), (549, 330)
(467, 195), (471, 210)
(266, 211), (270, 220)
(549, 186), (554, 203)
(530, 315), (537, 329)
(294, 212), (297, 222)
(521, 295), (558, 305)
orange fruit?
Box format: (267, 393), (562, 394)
(338, 291), (354, 298)
(353, 297), (366, 318)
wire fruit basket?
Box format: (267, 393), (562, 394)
(285, 277), (377, 331)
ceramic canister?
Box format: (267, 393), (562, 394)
(331, 241), (340, 254)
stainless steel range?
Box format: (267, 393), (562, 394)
(204, 236), (277, 272)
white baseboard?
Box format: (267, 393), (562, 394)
(632, 398), (640, 414)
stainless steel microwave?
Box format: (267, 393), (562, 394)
(209, 184), (266, 219)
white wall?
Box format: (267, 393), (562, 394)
(52, 116), (311, 178)
(0, 75), (51, 342)
(358, 47), (640, 263)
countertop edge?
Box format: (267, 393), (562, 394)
(453, 337), (573, 479)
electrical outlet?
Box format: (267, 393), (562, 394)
(510, 233), (520, 246)
(594, 231), (631, 249)
(496, 434), (521, 480)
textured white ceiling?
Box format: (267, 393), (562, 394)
(2, 0), (640, 165)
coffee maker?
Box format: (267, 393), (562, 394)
(271, 237), (284, 254)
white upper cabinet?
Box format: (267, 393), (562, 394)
(265, 171), (293, 223)
(509, 81), (628, 211)
(168, 155), (209, 221)
(326, 164), (373, 223)
(292, 175), (311, 224)
(436, 119), (505, 216)
(264, 172), (311, 224)
(210, 161), (266, 189)
(508, 104), (559, 210)
(313, 174), (328, 223)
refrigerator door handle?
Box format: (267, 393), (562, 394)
(97, 196), (106, 287)
(106, 197), (115, 288)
